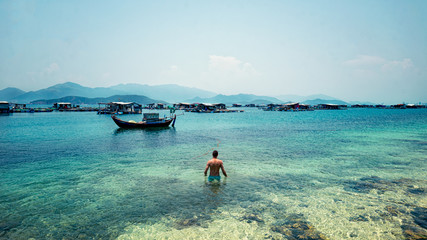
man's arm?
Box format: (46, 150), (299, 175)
(220, 162), (227, 177)
(204, 162), (210, 176)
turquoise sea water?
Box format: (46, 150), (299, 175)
(0, 108), (426, 239)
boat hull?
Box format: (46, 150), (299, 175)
(111, 115), (175, 129)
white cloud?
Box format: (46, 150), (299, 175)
(208, 55), (256, 75)
(102, 72), (111, 78)
(198, 55), (260, 94)
(343, 55), (385, 67)
(44, 63), (60, 74)
(381, 58), (413, 71)
(170, 65), (178, 72)
(344, 55), (414, 71)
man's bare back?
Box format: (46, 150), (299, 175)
(204, 150), (227, 179)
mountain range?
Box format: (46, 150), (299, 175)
(0, 81), (355, 105)
(31, 95), (162, 105)
(187, 94), (283, 105)
(277, 94), (340, 103)
(0, 87), (26, 101)
(0, 82), (216, 103)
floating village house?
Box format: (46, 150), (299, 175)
(316, 104), (346, 110)
(53, 102), (72, 110)
(264, 103), (312, 111)
(279, 103), (311, 111)
(98, 102), (142, 114)
(196, 103), (226, 112)
(0, 101), (10, 113)
(174, 103), (196, 110)
(11, 103), (34, 113)
(146, 103), (167, 109)
(12, 103), (27, 110)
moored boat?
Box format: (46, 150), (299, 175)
(111, 112), (176, 129)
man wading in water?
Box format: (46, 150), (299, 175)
(204, 150), (228, 182)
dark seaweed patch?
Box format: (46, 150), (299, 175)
(407, 187), (426, 195)
(242, 213), (264, 224)
(400, 139), (427, 147)
(344, 178), (388, 194)
(401, 225), (427, 240)
(385, 206), (401, 217)
(389, 160), (410, 166)
(412, 207), (427, 229)
(399, 207), (427, 240)
(174, 214), (212, 230)
(0, 220), (21, 236)
(271, 214), (328, 240)
(349, 214), (369, 222)
(344, 176), (426, 195)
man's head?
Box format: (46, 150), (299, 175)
(212, 150), (218, 158)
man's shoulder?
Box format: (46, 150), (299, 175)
(215, 159), (223, 164)
(208, 158), (223, 164)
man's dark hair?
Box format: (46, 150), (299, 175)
(212, 150), (218, 158)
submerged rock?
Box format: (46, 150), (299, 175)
(344, 175), (426, 196)
(402, 225), (427, 240)
(242, 213), (264, 224)
(385, 205), (401, 217)
(407, 187), (426, 195)
(271, 214), (328, 240)
(174, 214), (212, 230)
(349, 214), (369, 222)
(412, 207), (427, 229)
(344, 176), (391, 194)
(399, 207), (427, 240)
(0, 220), (21, 236)
(175, 216), (200, 229)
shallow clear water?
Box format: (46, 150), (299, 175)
(0, 109), (426, 239)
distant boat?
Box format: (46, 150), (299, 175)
(111, 113), (176, 129)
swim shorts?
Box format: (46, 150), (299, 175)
(208, 176), (221, 182)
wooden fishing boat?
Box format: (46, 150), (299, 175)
(111, 113), (176, 129)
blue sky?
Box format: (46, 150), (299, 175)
(1, 0), (426, 103)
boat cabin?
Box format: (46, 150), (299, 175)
(143, 113), (160, 122)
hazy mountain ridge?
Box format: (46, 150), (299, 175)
(0, 82), (379, 105)
(31, 95), (162, 105)
(1, 82), (216, 103)
(302, 99), (349, 105)
(0, 87), (26, 100)
(277, 94), (339, 103)
(186, 94), (283, 105)
(5, 82), (127, 103)
(110, 83), (216, 102)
